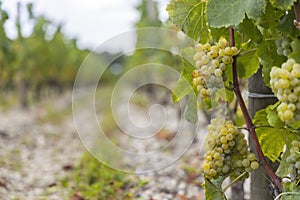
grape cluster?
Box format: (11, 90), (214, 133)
(275, 37), (292, 57)
(286, 140), (300, 179)
(192, 39), (238, 98)
(202, 118), (259, 180)
(270, 58), (300, 124)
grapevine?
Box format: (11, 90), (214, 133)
(192, 39), (238, 98)
(287, 140), (300, 181)
(270, 58), (300, 124)
(203, 118), (258, 180)
(166, 0), (300, 199)
(275, 37), (292, 57)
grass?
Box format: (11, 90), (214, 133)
(64, 153), (139, 200)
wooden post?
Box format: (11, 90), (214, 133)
(248, 67), (278, 200)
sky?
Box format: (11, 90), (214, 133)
(2, 0), (170, 52)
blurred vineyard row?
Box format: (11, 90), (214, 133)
(0, 2), (122, 108)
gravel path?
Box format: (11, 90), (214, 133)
(0, 92), (83, 199)
(0, 91), (208, 200)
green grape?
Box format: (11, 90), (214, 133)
(270, 59), (300, 124)
(275, 39), (282, 47)
(231, 47), (239, 56)
(295, 161), (300, 169)
(208, 49), (218, 58)
(285, 140), (300, 178)
(202, 118), (258, 180)
(242, 159), (250, 167)
(277, 47), (283, 55)
(203, 43), (211, 51)
(250, 161), (259, 170)
(214, 69), (223, 77)
(224, 47), (233, 55)
(222, 165), (230, 173)
(275, 37), (292, 57)
(282, 40), (290, 49)
(247, 153), (257, 161)
(283, 49), (291, 57)
(222, 56), (232, 64)
(195, 43), (203, 52)
(192, 38), (237, 99)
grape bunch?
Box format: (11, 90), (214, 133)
(275, 37), (292, 57)
(202, 118), (259, 180)
(270, 58), (300, 124)
(286, 140), (300, 179)
(192, 39), (238, 98)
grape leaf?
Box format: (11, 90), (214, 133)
(184, 91), (198, 123)
(204, 178), (227, 200)
(266, 102), (285, 127)
(253, 108), (285, 162)
(276, 142), (292, 177)
(238, 16), (263, 43)
(254, 107), (299, 162)
(255, 126), (289, 162)
(237, 49), (260, 78)
(206, 0), (266, 28)
(253, 109), (269, 126)
(225, 88), (234, 103)
(270, 0), (296, 10)
(167, 0), (209, 42)
(276, 131), (300, 178)
(277, 11), (300, 38)
(172, 47), (198, 123)
(257, 2), (283, 30)
(289, 38), (300, 63)
(288, 120), (300, 129)
(215, 88), (234, 104)
(172, 47), (195, 103)
(246, 0), (267, 20)
(256, 40), (285, 86)
(206, 0), (245, 28)
(210, 27), (229, 42)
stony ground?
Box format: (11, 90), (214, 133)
(0, 92), (83, 199)
(0, 91), (210, 200)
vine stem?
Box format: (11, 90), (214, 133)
(222, 172), (247, 192)
(229, 26), (282, 192)
(293, 1), (300, 30)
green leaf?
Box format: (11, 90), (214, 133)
(237, 49), (260, 78)
(289, 38), (300, 63)
(255, 126), (288, 162)
(276, 132), (300, 177)
(246, 0), (267, 20)
(204, 178), (227, 200)
(238, 16), (263, 43)
(270, 0), (296, 10)
(167, 0), (209, 42)
(257, 2), (283, 30)
(206, 0), (266, 28)
(210, 27), (229, 42)
(276, 142), (292, 177)
(288, 120), (300, 129)
(277, 11), (300, 38)
(253, 108), (269, 126)
(266, 102), (285, 127)
(253, 108), (287, 162)
(207, 0), (245, 28)
(225, 88), (234, 103)
(184, 92), (198, 123)
(256, 40), (286, 86)
(172, 47), (195, 102)
(254, 107), (299, 162)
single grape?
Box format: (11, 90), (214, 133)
(250, 161), (259, 170)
